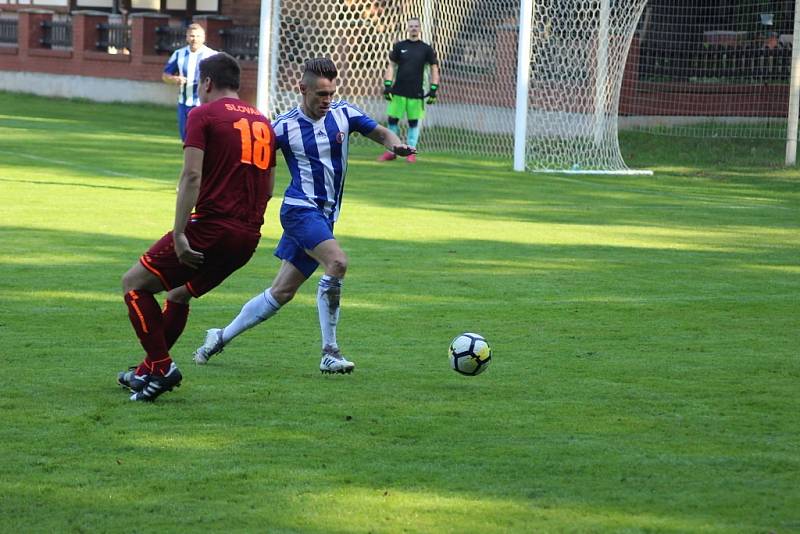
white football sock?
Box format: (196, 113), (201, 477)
(221, 288), (281, 344)
(317, 275), (342, 350)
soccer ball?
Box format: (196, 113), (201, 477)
(449, 333), (492, 376)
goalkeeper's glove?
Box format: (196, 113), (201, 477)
(383, 80), (393, 101)
(425, 83), (439, 104)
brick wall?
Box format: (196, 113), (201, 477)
(0, 9), (259, 105)
(219, 0), (261, 25)
(2, 7), (787, 117)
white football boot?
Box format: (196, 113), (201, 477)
(193, 328), (224, 365)
(320, 345), (355, 374)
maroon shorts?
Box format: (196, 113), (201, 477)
(140, 218), (260, 298)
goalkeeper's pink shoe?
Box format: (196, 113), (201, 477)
(406, 154), (417, 163)
(377, 151), (396, 162)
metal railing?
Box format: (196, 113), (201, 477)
(41, 19), (72, 49)
(154, 25), (185, 54)
(96, 22), (131, 52)
(0, 18), (17, 45)
(220, 26), (258, 60)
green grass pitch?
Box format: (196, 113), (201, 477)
(0, 91), (798, 533)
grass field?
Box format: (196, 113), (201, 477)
(1, 91), (798, 533)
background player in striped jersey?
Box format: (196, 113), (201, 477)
(162, 23), (217, 141)
(118, 53), (276, 401)
(193, 57), (414, 374)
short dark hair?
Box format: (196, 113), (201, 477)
(199, 52), (240, 91)
(302, 58), (338, 82)
(186, 23), (204, 34)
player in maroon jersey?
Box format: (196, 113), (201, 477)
(117, 52), (277, 402)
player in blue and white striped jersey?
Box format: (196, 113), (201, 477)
(194, 57), (415, 374)
(162, 23), (217, 141)
(274, 98), (374, 222)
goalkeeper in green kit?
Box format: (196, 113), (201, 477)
(377, 17), (440, 163)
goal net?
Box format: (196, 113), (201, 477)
(263, 0), (519, 160)
(260, 0), (648, 172)
(620, 0), (797, 140)
(523, 0), (650, 172)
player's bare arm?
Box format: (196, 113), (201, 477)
(382, 62), (396, 101)
(264, 166), (276, 200)
(367, 124), (416, 157)
(162, 73), (187, 86)
(430, 63), (441, 86)
(383, 62), (396, 83)
(173, 146), (205, 269)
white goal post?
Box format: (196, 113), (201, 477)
(252, 0), (649, 173)
(515, 0), (651, 174)
(786, 0), (800, 166)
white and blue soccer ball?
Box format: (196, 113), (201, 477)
(449, 333), (492, 376)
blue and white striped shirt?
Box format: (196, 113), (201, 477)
(163, 45), (217, 106)
(273, 101), (378, 222)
